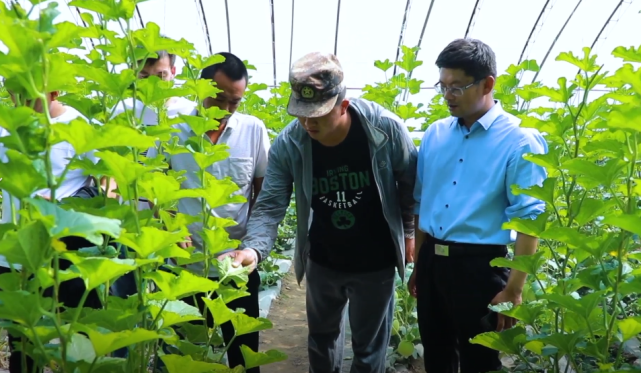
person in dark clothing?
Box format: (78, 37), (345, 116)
(220, 52), (418, 373)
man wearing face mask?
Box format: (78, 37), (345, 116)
(147, 52), (269, 372)
(219, 52), (418, 373)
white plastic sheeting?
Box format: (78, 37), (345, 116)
(3, 0), (640, 102)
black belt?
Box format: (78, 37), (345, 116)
(424, 233), (507, 258)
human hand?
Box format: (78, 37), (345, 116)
(489, 288), (522, 331)
(178, 236), (192, 250)
(407, 271), (418, 298)
(217, 248), (259, 273)
(405, 237), (415, 264)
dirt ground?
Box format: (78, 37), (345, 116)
(259, 270), (311, 373)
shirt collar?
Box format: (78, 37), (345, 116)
(450, 100), (504, 130)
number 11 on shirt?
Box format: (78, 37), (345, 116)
(336, 191), (346, 203)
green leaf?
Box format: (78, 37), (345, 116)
(539, 227), (599, 252)
(16, 220), (50, 273)
(240, 345), (287, 369)
(470, 326), (527, 354)
(499, 300), (546, 325)
(502, 212), (549, 237)
(133, 22), (194, 58)
(561, 158), (627, 187)
(490, 251), (546, 276)
(618, 316), (641, 342)
(612, 45), (641, 63)
(160, 354), (230, 373)
(201, 172), (246, 209)
(571, 198), (610, 226)
(0, 149), (47, 199)
(539, 332), (584, 356)
(137, 172), (204, 206)
(183, 79), (222, 102)
(149, 300), (204, 328)
(543, 291), (605, 320)
(231, 313), (273, 337)
(65, 333), (96, 363)
(66, 256), (137, 291)
(178, 114), (221, 137)
(215, 283), (251, 304)
(144, 269), (219, 301)
(200, 223), (241, 257)
(28, 198), (122, 246)
(77, 308), (140, 332)
(158, 211), (201, 233)
(607, 103), (641, 132)
(523, 147), (562, 171)
(526, 78), (576, 103)
(115, 226), (187, 259)
(202, 296), (236, 325)
(79, 326), (164, 356)
(0, 290), (52, 326)
(74, 65), (136, 98)
(555, 47), (599, 72)
(396, 103), (422, 121)
(602, 213), (641, 237)
(511, 177), (556, 206)
(51, 119), (157, 154)
(395, 46), (423, 73)
(374, 59), (393, 72)
(94, 150), (149, 200)
(216, 256), (249, 287)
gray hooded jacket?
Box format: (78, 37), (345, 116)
(241, 98), (418, 284)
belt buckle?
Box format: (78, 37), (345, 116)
(435, 244), (449, 257)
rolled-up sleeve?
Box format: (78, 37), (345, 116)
(505, 129), (548, 220)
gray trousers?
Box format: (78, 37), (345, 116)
(305, 258), (396, 373)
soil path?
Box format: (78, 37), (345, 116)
(259, 269), (310, 373)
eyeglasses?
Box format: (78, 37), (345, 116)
(434, 79), (482, 97)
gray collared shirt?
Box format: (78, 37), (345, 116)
(148, 111), (270, 277)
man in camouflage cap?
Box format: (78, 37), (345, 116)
(220, 51), (418, 373)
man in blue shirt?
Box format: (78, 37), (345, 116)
(409, 38), (548, 373)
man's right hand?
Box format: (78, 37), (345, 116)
(217, 248), (259, 273)
(178, 236), (193, 249)
(408, 271), (418, 298)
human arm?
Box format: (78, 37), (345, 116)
(491, 130), (548, 330)
(219, 135), (294, 268)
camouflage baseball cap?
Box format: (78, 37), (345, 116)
(287, 52), (345, 118)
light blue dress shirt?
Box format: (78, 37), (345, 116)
(413, 101), (548, 245)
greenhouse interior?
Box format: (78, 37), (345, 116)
(0, 0), (640, 372)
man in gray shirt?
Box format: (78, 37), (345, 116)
(147, 52), (269, 372)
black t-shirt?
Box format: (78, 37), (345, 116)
(308, 108), (396, 272)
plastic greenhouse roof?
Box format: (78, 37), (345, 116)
(3, 0), (640, 120)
